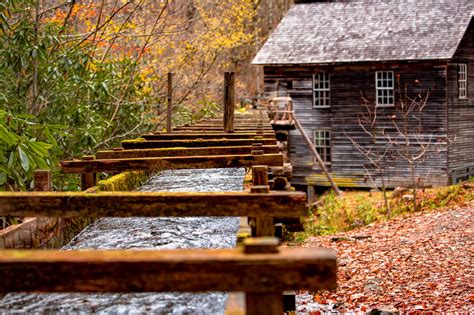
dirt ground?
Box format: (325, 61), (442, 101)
(299, 200), (474, 313)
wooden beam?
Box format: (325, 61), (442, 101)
(0, 191), (307, 218)
(122, 139), (277, 149)
(61, 154), (284, 173)
(0, 247), (337, 293)
(142, 133), (276, 140)
(96, 145), (280, 160)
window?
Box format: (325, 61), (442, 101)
(313, 130), (331, 164)
(375, 71), (394, 106)
(313, 73), (330, 108)
(459, 64), (468, 99)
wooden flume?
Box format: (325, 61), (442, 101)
(0, 73), (337, 315)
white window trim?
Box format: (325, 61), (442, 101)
(313, 130), (331, 165)
(313, 73), (330, 108)
(458, 64), (468, 100)
(375, 71), (395, 107)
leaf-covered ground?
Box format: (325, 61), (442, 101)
(299, 200), (474, 313)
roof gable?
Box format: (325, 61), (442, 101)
(253, 1), (473, 65)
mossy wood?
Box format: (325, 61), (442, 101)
(122, 139), (277, 149)
(61, 154), (283, 173)
(142, 133), (276, 140)
(0, 247), (336, 293)
(0, 191), (307, 218)
(96, 146), (280, 160)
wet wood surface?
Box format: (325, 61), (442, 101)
(0, 247), (337, 293)
(61, 154), (284, 173)
(0, 191), (307, 218)
(96, 145), (280, 159)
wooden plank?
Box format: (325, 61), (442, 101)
(142, 133), (276, 140)
(0, 247), (337, 293)
(96, 146), (280, 159)
(122, 139), (277, 149)
(0, 191), (307, 218)
(61, 154), (284, 173)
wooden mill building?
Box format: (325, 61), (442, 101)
(253, 0), (474, 189)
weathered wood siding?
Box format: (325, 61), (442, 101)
(448, 19), (474, 181)
(264, 62), (450, 188)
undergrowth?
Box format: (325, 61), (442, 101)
(291, 179), (473, 243)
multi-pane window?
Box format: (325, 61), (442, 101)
(375, 71), (394, 106)
(458, 64), (468, 99)
(313, 130), (331, 164)
(313, 73), (330, 108)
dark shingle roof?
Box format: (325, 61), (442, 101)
(253, 1), (473, 65)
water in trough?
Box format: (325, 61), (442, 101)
(0, 168), (244, 314)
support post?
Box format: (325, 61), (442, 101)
(33, 170), (51, 192)
(166, 72), (173, 134)
(80, 155), (96, 190)
(223, 72), (235, 133)
(291, 112), (342, 196)
(251, 164), (273, 237)
(244, 238), (283, 315)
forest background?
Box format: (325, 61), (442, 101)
(0, 0), (292, 191)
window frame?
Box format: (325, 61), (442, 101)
(375, 71), (395, 107)
(458, 63), (468, 100)
(313, 73), (331, 108)
(313, 130), (331, 165)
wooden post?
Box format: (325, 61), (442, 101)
(244, 238), (283, 315)
(251, 165), (274, 237)
(33, 170), (51, 192)
(80, 155), (96, 190)
(166, 72), (173, 134)
(223, 72), (235, 133)
(307, 185), (316, 204)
